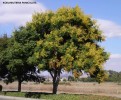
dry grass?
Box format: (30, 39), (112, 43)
(1, 81), (121, 98)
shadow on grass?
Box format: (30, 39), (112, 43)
(25, 92), (52, 98)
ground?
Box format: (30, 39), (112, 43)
(0, 81), (121, 98)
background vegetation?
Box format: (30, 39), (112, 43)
(67, 70), (121, 83)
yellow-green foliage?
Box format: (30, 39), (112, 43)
(28, 6), (109, 83)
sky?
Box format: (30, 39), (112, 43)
(0, 0), (121, 72)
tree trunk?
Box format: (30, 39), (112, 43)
(18, 78), (22, 92)
(49, 69), (61, 94)
(52, 79), (59, 94)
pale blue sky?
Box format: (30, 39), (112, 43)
(0, 0), (121, 71)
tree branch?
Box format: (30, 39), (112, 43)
(49, 71), (54, 78)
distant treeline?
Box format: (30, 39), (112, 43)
(106, 70), (121, 82)
(68, 70), (121, 82)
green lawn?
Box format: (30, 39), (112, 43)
(0, 92), (121, 100)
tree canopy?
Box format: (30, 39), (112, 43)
(7, 26), (41, 91)
(0, 27), (44, 91)
(27, 6), (109, 94)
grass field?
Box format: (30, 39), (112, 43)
(0, 81), (121, 99)
(0, 92), (121, 100)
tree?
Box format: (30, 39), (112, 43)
(0, 34), (10, 78)
(5, 26), (42, 91)
(68, 76), (74, 81)
(28, 6), (109, 94)
(0, 34), (8, 51)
